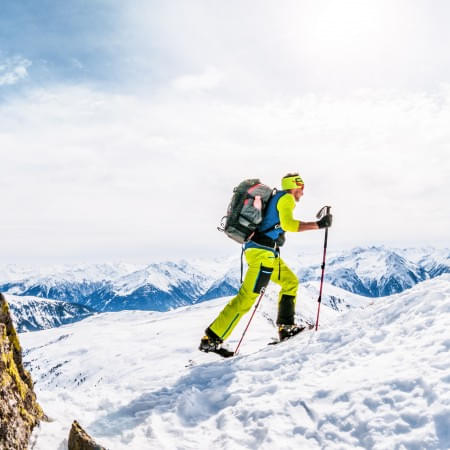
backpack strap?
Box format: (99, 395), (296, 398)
(240, 245), (245, 283)
(258, 223), (281, 234)
(257, 190), (287, 235)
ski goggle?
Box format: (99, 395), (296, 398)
(281, 175), (304, 190)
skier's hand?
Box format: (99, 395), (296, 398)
(317, 214), (332, 229)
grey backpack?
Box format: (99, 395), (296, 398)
(218, 179), (274, 244)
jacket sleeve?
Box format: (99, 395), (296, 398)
(277, 193), (300, 232)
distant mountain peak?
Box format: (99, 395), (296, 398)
(1, 247), (448, 321)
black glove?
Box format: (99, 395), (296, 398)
(317, 214), (332, 229)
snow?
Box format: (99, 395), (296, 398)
(2, 247), (448, 311)
(396, 247), (449, 265)
(5, 294), (93, 332)
(111, 261), (211, 297)
(0, 262), (140, 285)
(328, 247), (414, 283)
(21, 275), (450, 449)
(296, 246), (448, 297)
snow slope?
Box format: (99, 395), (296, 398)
(5, 294), (94, 332)
(22, 275), (449, 449)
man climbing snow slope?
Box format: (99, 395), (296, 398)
(199, 172), (333, 356)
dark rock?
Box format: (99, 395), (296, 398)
(0, 293), (45, 450)
(68, 420), (106, 450)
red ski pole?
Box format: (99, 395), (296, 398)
(315, 206), (331, 331)
(234, 286), (266, 355)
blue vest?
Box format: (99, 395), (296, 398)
(257, 190), (287, 240)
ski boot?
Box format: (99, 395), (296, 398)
(278, 324), (311, 342)
(199, 328), (234, 358)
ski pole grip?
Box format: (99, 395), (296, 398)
(316, 205), (331, 220)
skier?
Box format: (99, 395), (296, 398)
(199, 173), (333, 356)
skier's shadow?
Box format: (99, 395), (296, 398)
(90, 359), (238, 437)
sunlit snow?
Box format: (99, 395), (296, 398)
(22, 275), (450, 449)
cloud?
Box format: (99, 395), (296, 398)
(0, 56), (31, 86)
(2, 1), (450, 98)
(0, 84), (449, 262)
(118, 0), (450, 97)
(172, 67), (223, 92)
(1, 1), (449, 262)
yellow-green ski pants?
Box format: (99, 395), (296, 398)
(209, 248), (299, 341)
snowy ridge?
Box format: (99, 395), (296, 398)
(1, 260), (229, 312)
(22, 275), (450, 449)
(397, 247), (450, 278)
(302, 281), (371, 311)
(0, 262), (138, 284)
(5, 294), (94, 332)
(2, 247), (449, 314)
(198, 265), (242, 302)
(297, 246), (449, 297)
(110, 261), (210, 297)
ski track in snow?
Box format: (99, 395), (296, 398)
(22, 275), (450, 450)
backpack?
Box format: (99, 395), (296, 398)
(218, 179), (275, 244)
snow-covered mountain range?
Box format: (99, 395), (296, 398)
(298, 246), (449, 297)
(5, 294), (94, 332)
(0, 260), (223, 313)
(22, 274), (450, 449)
(2, 246), (448, 331)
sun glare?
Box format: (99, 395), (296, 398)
(301, 1), (398, 60)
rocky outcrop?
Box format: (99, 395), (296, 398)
(0, 292), (45, 449)
(68, 420), (106, 450)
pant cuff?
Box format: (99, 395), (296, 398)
(276, 294), (296, 325)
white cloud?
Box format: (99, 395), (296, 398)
(118, 0), (450, 96)
(1, 1), (449, 265)
(0, 84), (449, 263)
(172, 67), (223, 92)
(0, 56), (31, 86)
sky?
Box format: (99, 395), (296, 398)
(1, 0), (449, 264)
